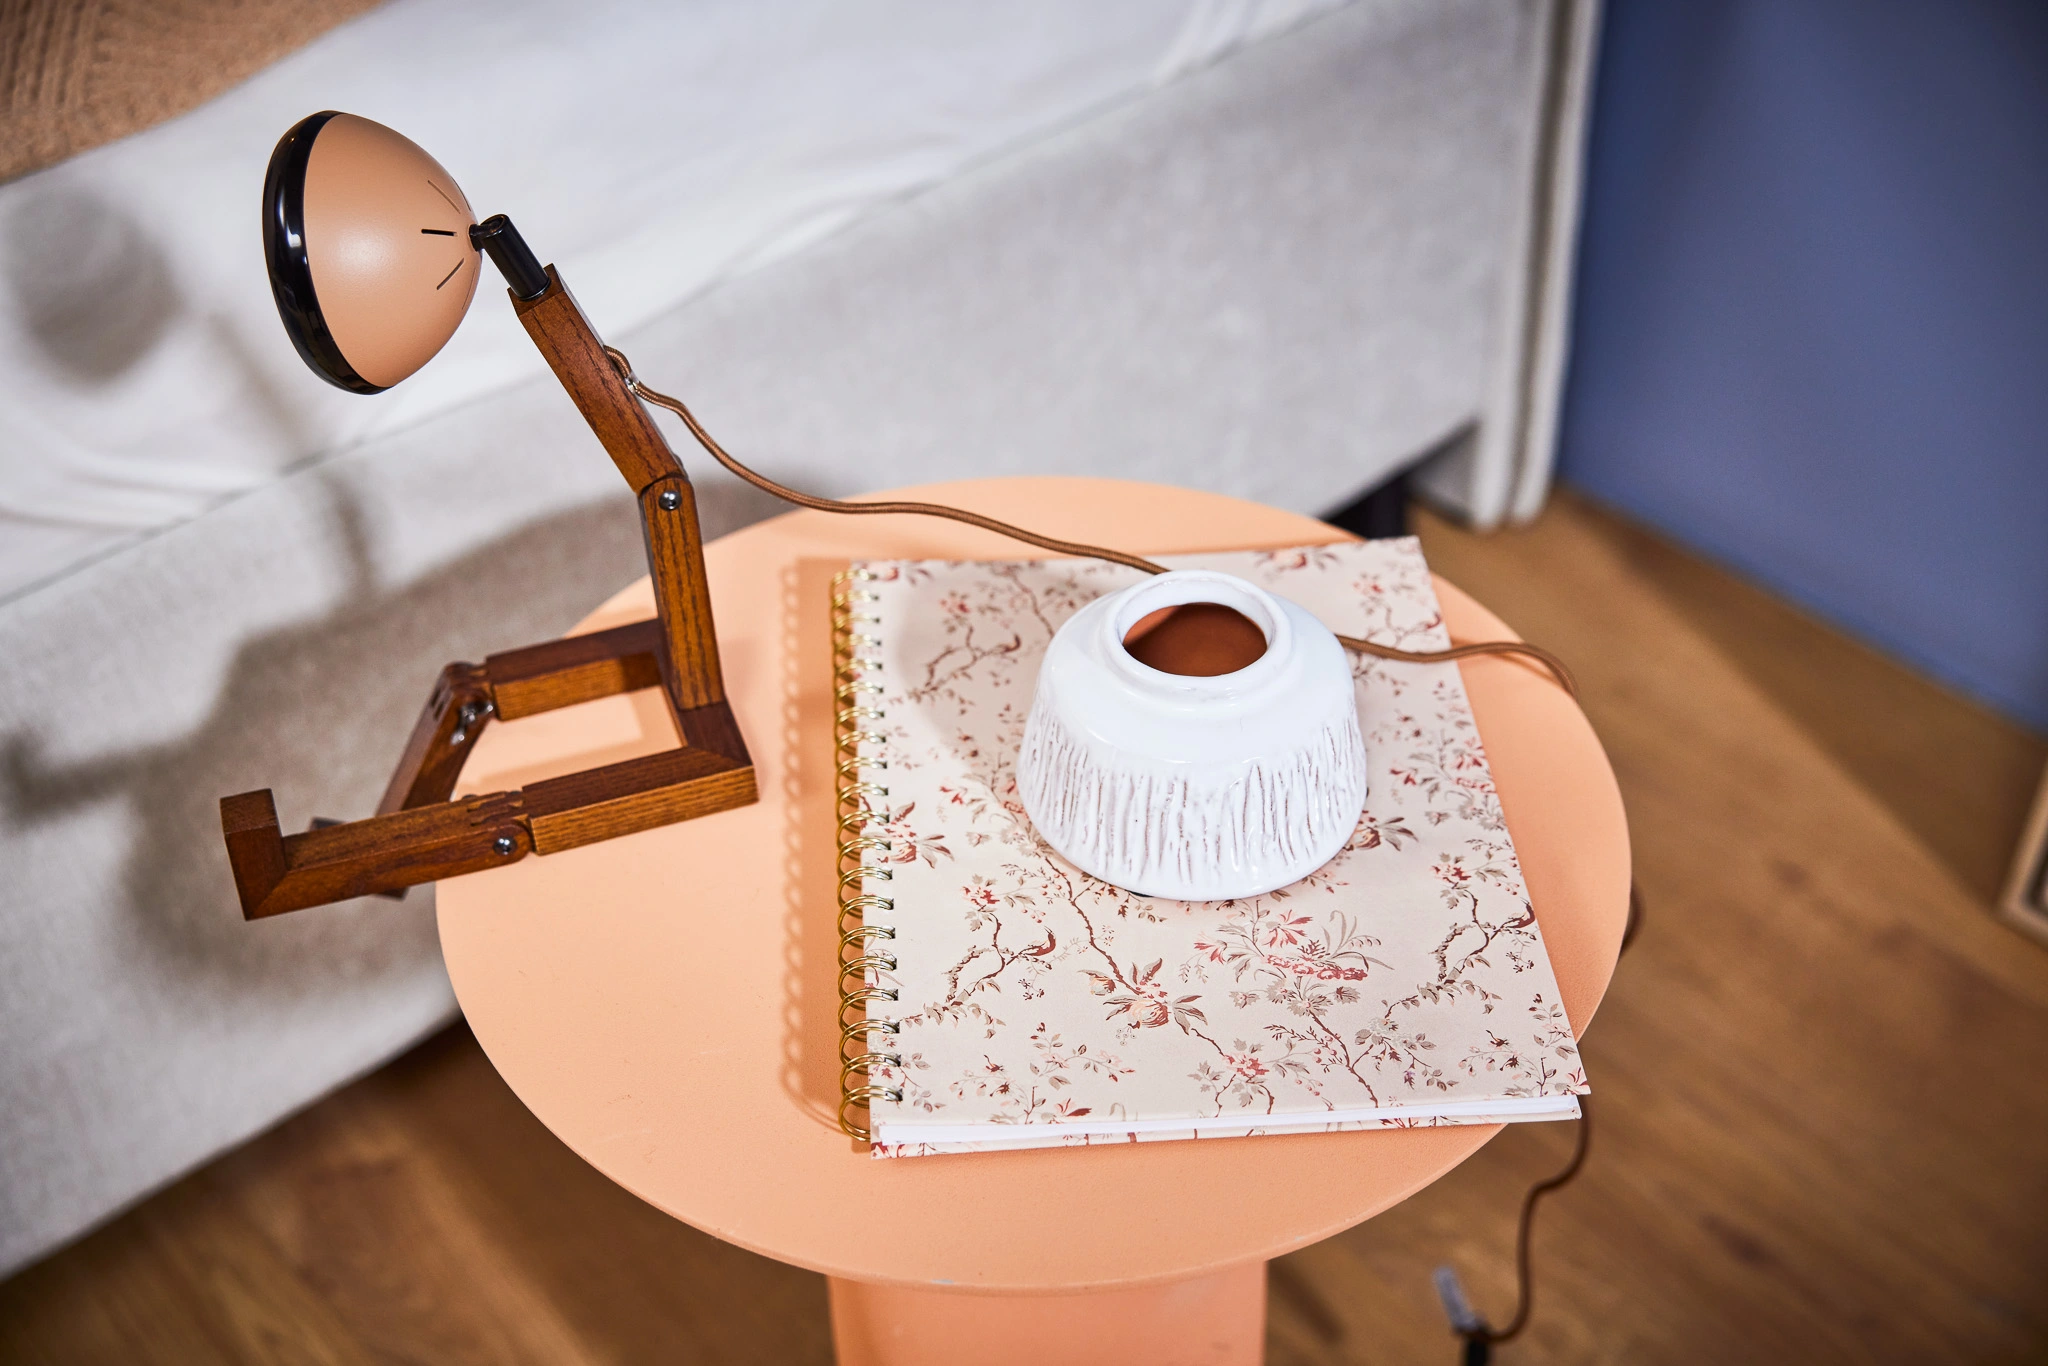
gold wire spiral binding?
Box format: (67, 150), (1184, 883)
(832, 568), (902, 1143)
(841, 1016), (899, 1050)
(839, 986), (900, 1026)
(839, 957), (900, 994)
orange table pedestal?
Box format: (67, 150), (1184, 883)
(440, 477), (1629, 1365)
(829, 1265), (1265, 1366)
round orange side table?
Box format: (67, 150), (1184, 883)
(440, 477), (1630, 1366)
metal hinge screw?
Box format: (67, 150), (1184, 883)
(658, 489), (681, 511)
(450, 699), (493, 746)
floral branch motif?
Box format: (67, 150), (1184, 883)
(1372, 676), (1508, 829)
(1088, 957), (1208, 1032)
(947, 1023), (1134, 1124)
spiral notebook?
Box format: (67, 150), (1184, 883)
(833, 540), (1587, 1157)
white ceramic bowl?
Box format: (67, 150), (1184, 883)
(1016, 570), (1367, 900)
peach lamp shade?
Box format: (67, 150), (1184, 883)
(261, 111), (481, 392)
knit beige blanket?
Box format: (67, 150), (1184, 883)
(1, 0), (380, 182)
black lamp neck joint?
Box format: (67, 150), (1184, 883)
(471, 215), (550, 300)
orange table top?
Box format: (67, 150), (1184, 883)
(439, 477), (1630, 1294)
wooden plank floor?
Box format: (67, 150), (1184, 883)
(4, 491), (2044, 1364)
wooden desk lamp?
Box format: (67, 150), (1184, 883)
(220, 113), (1579, 921)
(221, 112), (755, 918)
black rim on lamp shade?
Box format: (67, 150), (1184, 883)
(262, 109), (384, 395)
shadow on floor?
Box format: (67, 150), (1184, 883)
(1562, 494), (2047, 903)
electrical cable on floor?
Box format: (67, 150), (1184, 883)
(1434, 883), (1644, 1363)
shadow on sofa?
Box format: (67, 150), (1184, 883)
(1, 473), (784, 988)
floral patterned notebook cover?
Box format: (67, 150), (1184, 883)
(848, 540), (1586, 1158)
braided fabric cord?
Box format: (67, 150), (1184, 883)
(605, 347), (1579, 699)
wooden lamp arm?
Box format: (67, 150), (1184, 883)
(512, 267), (726, 711)
(223, 788), (532, 919)
(219, 258), (756, 921)
(367, 614), (674, 822)
(511, 266), (680, 491)
(376, 662), (495, 815)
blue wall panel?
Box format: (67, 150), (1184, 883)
(1559, 0), (2048, 732)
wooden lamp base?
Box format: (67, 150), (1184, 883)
(221, 266), (758, 919)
